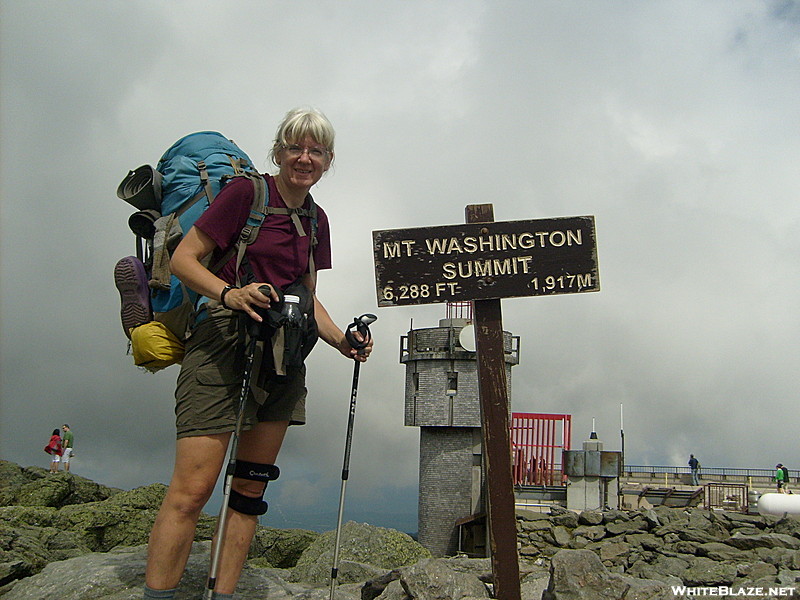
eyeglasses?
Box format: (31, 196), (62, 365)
(282, 144), (330, 160)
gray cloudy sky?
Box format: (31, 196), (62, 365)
(2, 1), (799, 533)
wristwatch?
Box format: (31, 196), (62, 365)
(220, 285), (238, 309)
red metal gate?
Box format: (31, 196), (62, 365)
(510, 413), (571, 486)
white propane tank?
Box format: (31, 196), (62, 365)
(757, 492), (800, 516)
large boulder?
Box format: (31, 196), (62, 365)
(725, 532), (800, 551)
(249, 526), (320, 568)
(626, 554), (687, 585)
(14, 477), (72, 508)
(542, 549), (670, 600)
(290, 521), (432, 585)
(51, 483), (216, 552)
(0, 520), (92, 586)
(399, 558), (489, 599)
(0, 462), (121, 508)
(0, 481), (210, 584)
(362, 556), (516, 600)
(0, 505), (58, 529)
(682, 556), (738, 587)
(0, 462), (30, 506)
(697, 541), (749, 562)
(0, 542), (352, 600)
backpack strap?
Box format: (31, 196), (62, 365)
(306, 199), (318, 288)
(207, 172), (268, 278)
(233, 173), (268, 286)
(198, 153), (248, 213)
(198, 160), (216, 204)
(265, 205), (313, 237)
(227, 155), (250, 177)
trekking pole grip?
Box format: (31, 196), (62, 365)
(345, 314), (377, 356)
(248, 283), (282, 339)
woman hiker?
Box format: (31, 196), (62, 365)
(141, 108), (373, 599)
(45, 429), (62, 473)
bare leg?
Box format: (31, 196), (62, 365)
(145, 434), (230, 590)
(212, 420), (289, 595)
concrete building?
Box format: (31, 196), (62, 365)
(400, 307), (519, 557)
(563, 431), (622, 511)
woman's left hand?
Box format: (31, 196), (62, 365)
(338, 332), (373, 362)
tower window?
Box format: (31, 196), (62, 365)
(446, 371), (458, 396)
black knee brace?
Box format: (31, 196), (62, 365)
(227, 461), (280, 516)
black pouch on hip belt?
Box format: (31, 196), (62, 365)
(247, 279), (318, 385)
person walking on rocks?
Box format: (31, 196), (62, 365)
(61, 424), (75, 472)
(688, 454), (700, 486)
(142, 108), (373, 600)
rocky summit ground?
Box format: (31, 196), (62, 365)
(1, 460), (799, 599)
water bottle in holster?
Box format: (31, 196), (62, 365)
(250, 281), (318, 383)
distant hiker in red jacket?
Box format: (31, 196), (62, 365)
(45, 429), (62, 473)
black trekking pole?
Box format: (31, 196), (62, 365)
(329, 314), (376, 600)
(204, 285), (274, 600)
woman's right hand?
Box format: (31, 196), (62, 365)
(222, 283), (281, 321)
(170, 227), (281, 321)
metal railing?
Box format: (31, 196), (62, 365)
(623, 465), (797, 482)
(704, 483), (749, 513)
(400, 327), (520, 362)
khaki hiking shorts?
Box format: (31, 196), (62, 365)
(174, 304), (307, 439)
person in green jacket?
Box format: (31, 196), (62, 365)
(776, 463), (787, 493)
(61, 424), (74, 472)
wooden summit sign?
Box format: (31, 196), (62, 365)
(373, 215), (599, 307)
(373, 206), (600, 600)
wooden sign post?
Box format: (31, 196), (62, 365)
(467, 203), (521, 600)
(372, 205), (600, 600)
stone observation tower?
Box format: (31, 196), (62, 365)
(400, 303), (519, 557)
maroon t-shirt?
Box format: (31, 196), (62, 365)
(194, 174), (331, 290)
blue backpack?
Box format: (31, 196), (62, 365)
(117, 131), (268, 344)
(150, 132), (267, 321)
(117, 131), (318, 370)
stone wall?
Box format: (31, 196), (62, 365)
(516, 504), (800, 589)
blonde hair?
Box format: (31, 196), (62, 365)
(270, 107), (335, 167)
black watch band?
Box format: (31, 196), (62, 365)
(220, 285), (238, 310)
